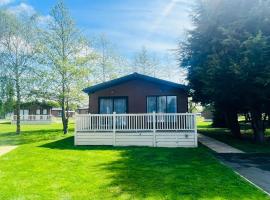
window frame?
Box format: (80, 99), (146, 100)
(98, 96), (128, 114)
(43, 109), (47, 115)
(146, 95), (177, 113)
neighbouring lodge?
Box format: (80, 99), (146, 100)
(12, 101), (53, 124)
(11, 101), (82, 124)
(76, 107), (89, 114)
(51, 108), (76, 118)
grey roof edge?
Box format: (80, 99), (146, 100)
(83, 72), (189, 94)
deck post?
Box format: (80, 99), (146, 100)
(113, 112), (116, 146)
(74, 114), (77, 146)
(194, 114), (198, 147)
(153, 112), (156, 147)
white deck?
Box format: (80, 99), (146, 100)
(75, 113), (198, 148)
(11, 115), (53, 124)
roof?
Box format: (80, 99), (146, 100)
(77, 107), (89, 110)
(52, 108), (75, 112)
(52, 108), (62, 111)
(83, 72), (188, 94)
(20, 101), (53, 108)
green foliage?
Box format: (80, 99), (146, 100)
(0, 76), (14, 118)
(181, 0), (270, 141)
(38, 1), (92, 133)
(0, 9), (39, 133)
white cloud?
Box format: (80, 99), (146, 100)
(37, 15), (53, 25)
(0, 0), (13, 6)
(7, 3), (53, 26)
(8, 3), (36, 16)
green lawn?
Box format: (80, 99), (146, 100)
(0, 123), (269, 200)
(198, 120), (270, 153)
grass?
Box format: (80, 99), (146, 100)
(0, 123), (269, 199)
(198, 119), (270, 153)
(0, 122), (71, 146)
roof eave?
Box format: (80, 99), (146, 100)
(82, 73), (189, 94)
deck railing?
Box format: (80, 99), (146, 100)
(76, 112), (197, 132)
(12, 115), (52, 121)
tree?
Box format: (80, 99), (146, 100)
(89, 34), (128, 83)
(0, 10), (38, 133)
(0, 75), (14, 118)
(93, 34), (116, 82)
(240, 32), (270, 142)
(133, 46), (159, 76)
(39, 1), (91, 134)
(180, 0), (270, 142)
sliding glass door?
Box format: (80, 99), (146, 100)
(147, 96), (177, 113)
(99, 97), (127, 114)
(99, 98), (113, 114)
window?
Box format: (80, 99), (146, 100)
(114, 98), (127, 113)
(43, 109), (47, 115)
(100, 98), (113, 114)
(167, 96), (177, 113)
(99, 97), (127, 114)
(157, 96), (166, 113)
(24, 110), (29, 115)
(147, 97), (156, 113)
(36, 109), (40, 115)
(20, 109), (29, 115)
(146, 96), (177, 113)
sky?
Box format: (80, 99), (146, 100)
(0, 0), (194, 58)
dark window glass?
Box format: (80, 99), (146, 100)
(114, 98), (127, 113)
(167, 96), (177, 113)
(147, 97), (156, 113)
(147, 96), (177, 113)
(100, 98), (113, 114)
(99, 97), (127, 114)
(157, 96), (166, 113)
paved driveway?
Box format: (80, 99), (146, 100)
(217, 153), (270, 194)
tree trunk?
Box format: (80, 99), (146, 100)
(212, 107), (227, 128)
(61, 103), (68, 134)
(63, 116), (69, 134)
(15, 73), (21, 134)
(64, 100), (69, 134)
(251, 111), (265, 143)
(63, 117), (68, 134)
(226, 110), (241, 138)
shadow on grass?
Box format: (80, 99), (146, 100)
(40, 136), (114, 150)
(0, 128), (73, 146)
(0, 121), (11, 124)
(40, 137), (267, 199)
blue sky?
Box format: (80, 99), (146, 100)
(0, 0), (194, 59)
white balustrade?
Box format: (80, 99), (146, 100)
(12, 115), (52, 121)
(76, 112), (197, 132)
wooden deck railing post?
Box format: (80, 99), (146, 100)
(153, 112), (156, 147)
(74, 114), (77, 145)
(113, 112), (116, 146)
(194, 114), (198, 147)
